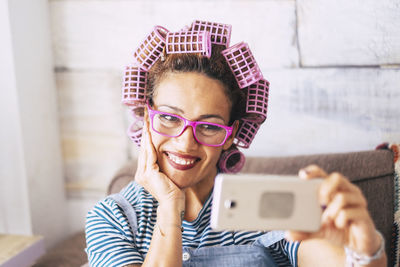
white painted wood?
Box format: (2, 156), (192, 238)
(247, 68), (400, 156)
(49, 0), (298, 70)
(0, 0), (68, 247)
(0, 0), (32, 236)
(297, 0), (400, 66)
(56, 71), (129, 193)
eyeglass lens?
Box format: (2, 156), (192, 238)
(153, 113), (227, 145)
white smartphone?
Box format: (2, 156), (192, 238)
(211, 173), (323, 232)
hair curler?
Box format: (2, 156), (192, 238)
(234, 120), (261, 148)
(127, 117), (144, 147)
(243, 78), (270, 123)
(222, 42), (263, 89)
(121, 65), (148, 106)
(191, 20), (232, 48)
(218, 146), (245, 173)
(133, 26), (169, 71)
(166, 31), (212, 58)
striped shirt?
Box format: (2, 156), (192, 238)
(85, 181), (299, 267)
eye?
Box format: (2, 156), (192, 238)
(198, 123), (224, 132)
(159, 114), (180, 123)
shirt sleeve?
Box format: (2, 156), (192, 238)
(268, 238), (300, 267)
(85, 197), (144, 267)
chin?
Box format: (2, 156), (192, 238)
(162, 164), (198, 188)
(159, 159), (201, 188)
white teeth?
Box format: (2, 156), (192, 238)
(167, 153), (196, 166)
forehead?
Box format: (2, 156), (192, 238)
(152, 72), (232, 120)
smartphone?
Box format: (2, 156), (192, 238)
(211, 173), (323, 232)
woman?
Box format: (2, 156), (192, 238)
(85, 21), (386, 266)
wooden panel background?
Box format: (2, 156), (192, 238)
(297, 0), (400, 66)
(250, 68), (400, 156)
(50, 0), (298, 70)
(48, 0), (400, 198)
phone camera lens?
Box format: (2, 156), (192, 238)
(224, 199), (236, 209)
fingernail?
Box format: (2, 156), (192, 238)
(321, 204), (327, 211)
(299, 169), (309, 179)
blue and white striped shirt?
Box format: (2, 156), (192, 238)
(85, 181), (299, 267)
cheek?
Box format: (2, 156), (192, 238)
(205, 147), (223, 164)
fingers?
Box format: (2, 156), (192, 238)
(143, 112), (159, 172)
(319, 173), (361, 206)
(300, 166), (362, 206)
(291, 165), (378, 254)
(136, 117), (149, 176)
(136, 110), (157, 181)
(320, 175), (369, 231)
(322, 191), (367, 224)
(316, 171), (367, 226)
(333, 207), (369, 229)
(289, 166), (366, 232)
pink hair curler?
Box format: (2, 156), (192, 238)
(218, 146), (245, 173)
(121, 65), (148, 106)
(133, 26), (169, 71)
(166, 31), (211, 58)
(244, 78), (270, 123)
(234, 120), (261, 148)
(222, 42), (263, 89)
(127, 117), (144, 147)
(191, 20), (232, 47)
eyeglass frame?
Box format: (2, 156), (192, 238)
(146, 101), (235, 147)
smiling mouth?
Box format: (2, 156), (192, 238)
(165, 152), (200, 170)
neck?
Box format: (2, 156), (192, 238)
(183, 168), (217, 222)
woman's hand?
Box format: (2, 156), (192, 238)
(135, 112), (185, 208)
(286, 165), (383, 257)
(135, 112), (185, 267)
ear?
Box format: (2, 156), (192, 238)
(222, 120), (239, 150)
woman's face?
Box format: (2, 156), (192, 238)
(149, 72), (235, 189)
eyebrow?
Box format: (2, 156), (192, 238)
(157, 104), (227, 123)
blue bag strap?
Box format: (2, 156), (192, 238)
(253, 230), (285, 247)
(109, 193), (138, 243)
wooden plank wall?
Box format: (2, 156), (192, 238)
(49, 0), (400, 196)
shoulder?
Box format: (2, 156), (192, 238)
(85, 182), (150, 265)
(86, 182), (152, 226)
(85, 182), (150, 240)
(119, 181), (155, 208)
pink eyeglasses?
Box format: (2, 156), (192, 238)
(146, 103), (234, 147)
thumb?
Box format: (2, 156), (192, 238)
(298, 165), (328, 180)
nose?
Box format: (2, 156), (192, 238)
(174, 125), (198, 148)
